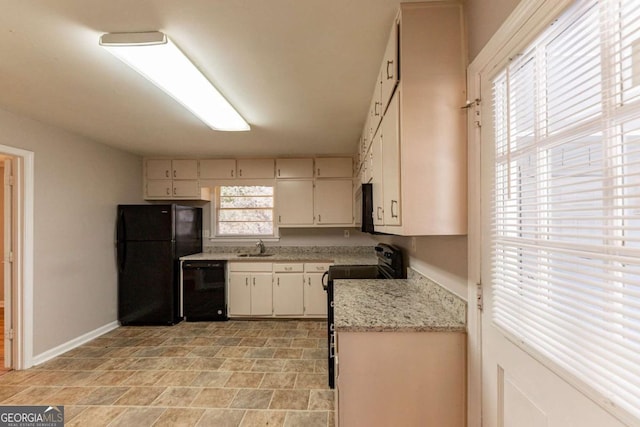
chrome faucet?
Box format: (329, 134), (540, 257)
(256, 239), (265, 254)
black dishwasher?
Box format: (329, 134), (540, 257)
(182, 261), (227, 321)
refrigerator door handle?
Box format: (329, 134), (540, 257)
(117, 209), (126, 242)
(117, 242), (126, 273)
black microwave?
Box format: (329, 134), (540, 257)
(356, 183), (376, 234)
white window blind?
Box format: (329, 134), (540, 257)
(492, 0), (640, 421)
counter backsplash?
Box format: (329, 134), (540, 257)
(203, 245), (375, 256)
(408, 269), (467, 325)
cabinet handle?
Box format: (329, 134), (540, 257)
(245, 277), (248, 286)
(317, 168), (321, 177)
(231, 169), (234, 178)
(308, 277), (311, 285)
(165, 170), (170, 178)
(173, 170), (177, 178)
(386, 60), (394, 79)
(391, 200), (398, 218)
(377, 206), (383, 220)
(277, 278), (280, 286)
(173, 187), (177, 196)
(239, 169), (243, 177)
(253, 277), (256, 286)
(277, 169), (281, 177)
(166, 187), (170, 196)
(318, 214), (322, 223)
(374, 102), (380, 116)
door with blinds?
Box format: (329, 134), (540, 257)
(478, 0), (640, 425)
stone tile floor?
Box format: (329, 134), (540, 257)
(0, 320), (334, 426)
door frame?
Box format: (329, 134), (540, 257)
(0, 145), (34, 370)
(466, 1), (574, 425)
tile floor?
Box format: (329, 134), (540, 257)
(0, 320), (334, 426)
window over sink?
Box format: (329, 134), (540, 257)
(213, 185), (276, 238)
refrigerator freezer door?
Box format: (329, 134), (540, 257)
(118, 240), (178, 325)
(118, 205), (174, 242)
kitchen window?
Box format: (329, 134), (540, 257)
(491, 0), (640, 420)
(214, 185), (275, 237)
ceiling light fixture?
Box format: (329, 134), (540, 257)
(99, 31), (250, 131)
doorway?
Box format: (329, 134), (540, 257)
(1, 155), (15, 372)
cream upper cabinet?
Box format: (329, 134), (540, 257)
(146, 159), (198, 180)
(365, 3), (467, 236)
(199, 159), (236, 179)
(276, 158), (314, 178)
(146, 159), (172, 180)
(314, 180), (353, 225)
(380, 19), (399, 112)
(315, 157), (353, 178)
(144, 159), (208, 200)
(276, 180), (314, 226)
(171, 160), (198, 180)
(381, 91), (401, 226)
(237, 159), (275, 179)
(370, 129), (384, 226)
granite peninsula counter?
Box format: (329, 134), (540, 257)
(333, 269), (467, 332)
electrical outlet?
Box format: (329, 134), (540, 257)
(344, 230), (350, 238)
(411, 237), (417, 252)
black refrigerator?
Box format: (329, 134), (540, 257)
(117, 204), (202, 325)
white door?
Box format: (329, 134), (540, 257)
(477, 64), (628, 427)
(3, 158), (12, 369)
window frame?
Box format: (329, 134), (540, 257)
(209, 181), (279, 241)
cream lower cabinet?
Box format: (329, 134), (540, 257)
(228, 263), (273, 316)
(303, 263), (331, 316)
(273, 264), (304, 316)
(228, 262), (328, 318)
(335, 331), (466, 427)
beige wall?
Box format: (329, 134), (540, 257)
(0, 107), (143, 356)
(465, 0), (521, 60)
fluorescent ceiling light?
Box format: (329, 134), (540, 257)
(100, 31), (250, 131)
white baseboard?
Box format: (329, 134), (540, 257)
(31, 321), (119, 367)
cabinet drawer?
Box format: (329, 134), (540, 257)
(304, 263), (332, 272)
(229, 262), (273, 272)
(273, 263), (304, 273)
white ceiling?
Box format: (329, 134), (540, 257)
(0, 0), (424, 158)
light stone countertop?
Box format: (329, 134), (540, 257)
(180, 246), (378, 266)
(334, 269), (467, 333)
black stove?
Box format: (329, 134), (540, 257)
(322, 243), (405, 388)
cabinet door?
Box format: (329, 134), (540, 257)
(228, 273), (251, 315)
(237, 159), (275, 178)
(315, 157), (353, 178)
(304, 273), (327, 316)
(273, 273), (304, 315)
(276, 158), (314, 178)
(276, 180), (314, 225)
(146, 159), (172, 179)
(200, 159), (236, 179)
(380, 19), (399, 110)
(370, 130), (384, 226)
(251, 273), (273, 315)
(146, 180), (172, 198)
(314, 180), (353, 225)
(172, 180), (200, 198)
(172, 160), (198, 180)
(382, 91), (401, 226)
